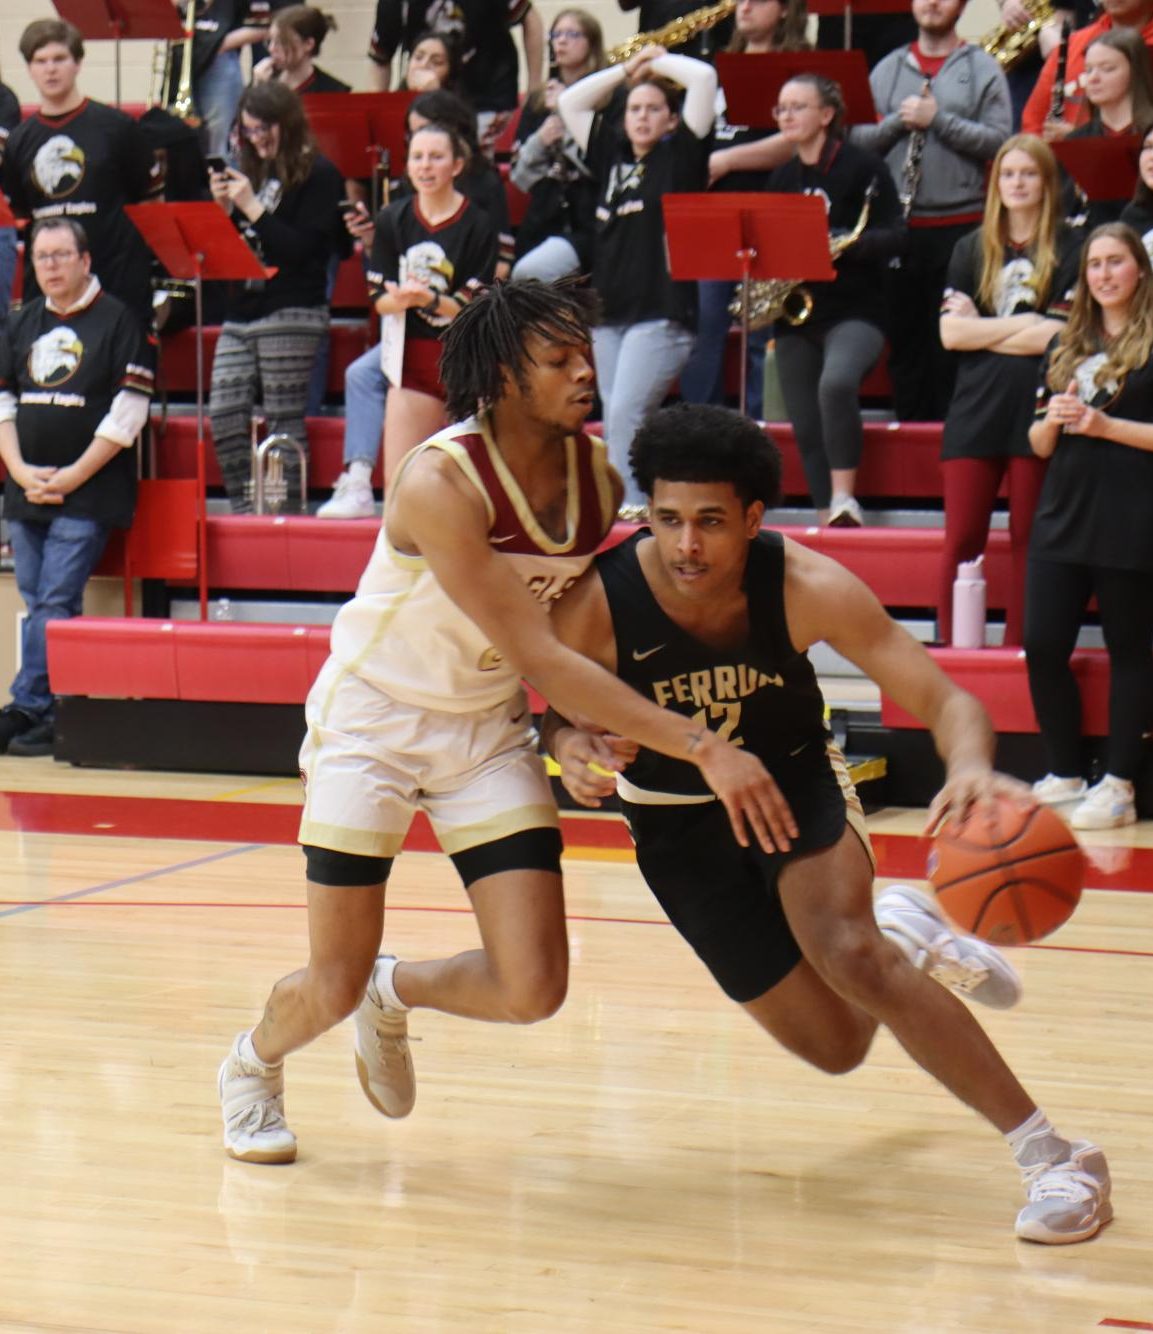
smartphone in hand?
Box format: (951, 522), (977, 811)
(206, 156), (228, 174)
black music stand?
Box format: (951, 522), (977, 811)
(664, 193), (835, 417)
(126, 201), (272, 618)
(54, 0), (183, 108)
(301, 92), (415, 211)
(715, 51), (876, 128)
(808, 0), (913, 50)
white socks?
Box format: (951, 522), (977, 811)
(241, 1029), (281, 1072)
(373, 955), (409, 1011)
(1007, 1108), (1071, 1171)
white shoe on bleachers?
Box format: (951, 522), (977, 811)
(317, 470), (375, 519)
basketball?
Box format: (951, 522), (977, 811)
(927, 797), (1085, 945)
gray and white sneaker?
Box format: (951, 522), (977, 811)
(218, 1032), (297, 1164)
(827, 494), (863, 528)
(1016, 1141), (1113, 1244)
(1032, 773), (1088, 806)
(1070, 775), (1136, 831)
(875, 883), (1022, 1009)
(316, 469), (376, 519)
(353, 957), (416, 1118)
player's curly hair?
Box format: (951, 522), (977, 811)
(629, 404), (782, 509)
(440, 278), (599, 422)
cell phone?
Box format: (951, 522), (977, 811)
(338, 199), (364, 215)
(206, 156), (228, 174)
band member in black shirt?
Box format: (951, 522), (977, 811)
(253, 5), (351, 93)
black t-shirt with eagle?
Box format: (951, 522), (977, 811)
(0, 287), (156, 529)
(599, 529), (829, 798)
(2, 100), (159, 326)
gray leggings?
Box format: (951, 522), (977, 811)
(774, 319), (885, 511)
(208, 306), (330, 511)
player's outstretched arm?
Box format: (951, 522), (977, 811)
(781, 541), (1033, 833)
(394, 462), (798, 850)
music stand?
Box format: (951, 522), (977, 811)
(53, 0), (183, 108)
(126, 201), (272, 618)
(716, 51), (876, 128)
(1053, 135), (1141, 203)
(807, 0), (912, 50)
(301, 92), (415, 212)
(664, 193), (835, 417)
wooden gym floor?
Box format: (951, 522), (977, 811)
(0, 757), (1150, 1334)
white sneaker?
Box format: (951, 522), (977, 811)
(1070, 775), (1136, 830)
(353, 957), (416, 1118)
(316, 470), (376, 519)
(827, 494), (863, 528)
(1032, 773), (1088, 805)
(218, 1032), (298, 1164)
(875, 884), (1022, 1009)
(1016, 1141), (1113, 1244)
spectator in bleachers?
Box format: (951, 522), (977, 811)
(1024, 0), (1153, 138)
(318, 91), (507, 519)
(3, 20), (160, 330)
(1025, 222), (1153, 829)
(559, 45), (717, 515)
(402, 31), (466, 95)
(370, 122), (498, 485)
(851, 0), (1011, 423)
(937, 135), (1082, 647)
(509, 9), (605, 283)
(0, 67), (20, 313)
(995, 0), (1098, 129)
(367, 0), (545, 154)
(1120, 123), (1153, 250)
(253, 6), (351, 94)
(680, 0), (810, 416)
(769, 74), (904, 526)
(0, 219), (155, 758)
(1058, 29), (1153, 229)
(207, 82), (345, 511)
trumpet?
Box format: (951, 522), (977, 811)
(981, 0), (1055, 72)
(730, 184), (875, 331)
(250, 426), (310, 515)
(607, 0), (737, 64)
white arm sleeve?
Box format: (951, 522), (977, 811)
(558, 65), (626, 154)
(0, 390), (16, 425)
(649, 53), (718, 140)
(95, 390), (151, 448)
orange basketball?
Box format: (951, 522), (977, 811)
(927, 797), (1084, 945)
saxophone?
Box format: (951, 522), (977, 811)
(729, 182), (876, 331)
(607, 0), (737, 64)
(980, 0), (1056, 71)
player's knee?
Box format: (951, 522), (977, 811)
(803, 1029), (872, 1075)
(498, 966), (568, 1024)
(811, 925), (893, 1004)
(309, 963), (374, 1027)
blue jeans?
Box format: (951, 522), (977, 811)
(9, 515), (111, 719)
(679, 280), (769, 419)
(196, 48), (243, 159)
(0, 227), (17, 313)
(305, 252), (343, 416)
(343, 343), (388, 468)
(592, 319), (695, 508)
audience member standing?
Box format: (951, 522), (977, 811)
(0, 220), (155, 758)
(3, 20), (160, 329)
(559, 44), (716, 514)
(938, 135), (1082, 646)
(0, 69), (20, 313)
(1026, 222), (1153, 829)
(851, 0), (1011, 422)
(207, 82), (345, 511)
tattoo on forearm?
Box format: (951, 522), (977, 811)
(686, 728), (706, 756)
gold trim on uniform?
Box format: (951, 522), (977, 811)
(434, 803), (560, 855)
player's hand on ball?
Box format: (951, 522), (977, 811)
(925, 765), (1036, 836)
(693, 735), (798, 854)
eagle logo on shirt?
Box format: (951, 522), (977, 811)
(28, 326), (84, 387)
(1073, 352), (1118, 406)
(401, 241), (455, 328)
(32, 135), (85, 199)
(995, 258), (1039, 317)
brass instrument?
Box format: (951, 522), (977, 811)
(250, 425), (310, 515)
(607, 0), (737, 64)
(981, 0), (1055, 72)
(729, 184), (875, 331)
(159, 0), (201, 126)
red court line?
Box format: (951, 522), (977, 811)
(4, 790), (1153, 892)
(1099, 1321), (1153, 1330)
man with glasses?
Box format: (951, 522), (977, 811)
(0, 219), (155, 757)
(850, 0), (1011, 421)
(2, 19), (160, 329)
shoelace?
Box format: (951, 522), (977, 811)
(925, 934), (989, 993)
(1023, 1162), (1100, 1204)
(233, 1093), (288, 1134)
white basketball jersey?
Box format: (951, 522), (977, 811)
(327, 414), (615, 712)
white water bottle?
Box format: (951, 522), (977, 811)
(951, 556), (986, 649)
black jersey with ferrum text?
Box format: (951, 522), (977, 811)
(599, 529), (829, 797)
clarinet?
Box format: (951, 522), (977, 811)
(899, 78), (931, 221)
(1050, 20), (1071, 120)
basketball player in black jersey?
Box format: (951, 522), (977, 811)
(543, 404), (1112, 1245)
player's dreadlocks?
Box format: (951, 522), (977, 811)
(440, 279), (599, 422)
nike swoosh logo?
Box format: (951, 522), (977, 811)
(632, 644), (666, 662)
(490, 533), (517, 544)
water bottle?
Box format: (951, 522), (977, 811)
(951, 556), (986, 649)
